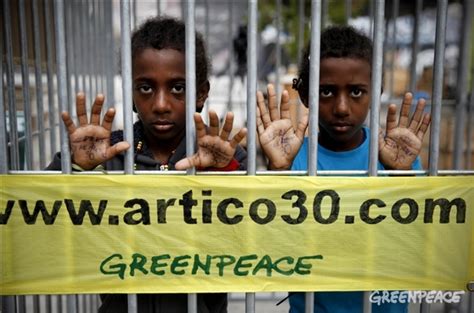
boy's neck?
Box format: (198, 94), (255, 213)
(144, 133), (184, 164)
(318, 128), (365, 152)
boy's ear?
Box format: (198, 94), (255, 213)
(196, 81), (210, 113)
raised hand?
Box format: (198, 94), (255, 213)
(174, 110), (247, 170)
(379, 92), (431, 170)
(62, 92), (130, 170)
(257, 84), (308, 170)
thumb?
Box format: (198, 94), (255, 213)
(174, 154), (201, 170)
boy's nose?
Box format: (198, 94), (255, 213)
(334, 94), (350, 116)
(152, 91), (170, 113)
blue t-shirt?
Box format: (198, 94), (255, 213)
(289, 127), (420, 313)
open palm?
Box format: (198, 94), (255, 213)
(257, 84), (308, 170)
(379, 92), (431, 170)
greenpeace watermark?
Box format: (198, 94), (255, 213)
(369, 291), (465, 305)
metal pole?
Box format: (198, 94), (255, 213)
(227, 1), (234, 112)
(428, 0), (448, 176)
(246, 1), (258, 311)
(4, 0), (20, 170)
(65, 0), (74, 113)
(453, 0), (473, 169)
(466, 72), (474, 169)
(105, 0), (116, 108)
(368, 0), (385, 178)
(366, 4), (385, 313)
(32, 0), (46, 168)
(308, 0), (322, 177)
(305, 1), (322, 309)
(120, 0), (135, 175)
(19, 0), (33, 170)
(44, 0), (58, 156)
(54, 0), (72, 173)
(409, 0), (422, 93)
(0, 15), (8, 174)
(275, 0), (282, 99)
(86, 0), (94, 102)
(246, 0), (258, 176)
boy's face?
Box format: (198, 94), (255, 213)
(133, 48), (194, 146)
(317, 57), (371, 151)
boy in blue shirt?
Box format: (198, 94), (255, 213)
(256, 26), (431, 313)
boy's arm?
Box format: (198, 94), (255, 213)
(378, 92), (431, 170)
(174, 110), (247, 170)
(257, 84), (308, 170)
(62, 92), (130, 170)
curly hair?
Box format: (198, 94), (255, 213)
(132, 16), (210, 89)
(294, 25), (373, 104)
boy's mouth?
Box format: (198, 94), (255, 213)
(153, 120), (174, 131)
(332, 123), (352, 132)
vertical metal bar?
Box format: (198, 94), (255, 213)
(65, 0), (74, 113)
(409, 0), (421, 93)
(54, 0), (72, 172)
(246, 1), (258, 311)
(428, 0), (448, 176)
(246, 0), (258, 176)
(388, 0), (399, 98)
(466, 71), (474, 169)
(366, 4), (385, 313)
(185, 0), (197, 179)
(44, 0), (58, 156)
(368, 0), (385, 178)
(19, 0), (33, 170)
(94, 1), (101, 95)
(17, 296), (26, 313)
(86, 0), (94, 102)
(469, 289), (474, 313)
(72, 1), (81, 94)
(369, 0), (374, 38)
(105, 0), (115, 108)
(345, 0), (352, 24)
(79, 1), (86, 94)
(275, 0), (282, 98)
(4, 0), (20, 170)
(307, 0), (321, 177)
(32, 0), (46, 169)
(227, 1), (234, 112)
(33, 295), (40, 313)
(121, 0), (135, 175)
(133, 0), (137, 29)
(0, 15), (8, 174)
(453, 0), (473, 169)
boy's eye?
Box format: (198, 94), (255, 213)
(319, 87), (333, 98)
(350, 88), (363, 98)
(171, 84), (185, 95)
(137, 85), (153, 95)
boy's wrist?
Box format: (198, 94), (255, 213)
(268, 162), (291, 171)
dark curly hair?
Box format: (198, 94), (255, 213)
(294, 26), (373, 105)
(131, 16), (210, 90)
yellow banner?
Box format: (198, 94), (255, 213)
(1, 175), (473, 295)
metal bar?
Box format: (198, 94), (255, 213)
(466, 70), (474, 169)
(428, 0), (448, 176)
(275, 0), (282, 98)
(369, 0), (374, 38)
(305, 293), (314, 313)
(105, 0), (116, 108)
(65, 0), (74, 113)
(409, 0), (422, 93)
(133, 0), (137, 29)
(245, 292), (255, 313)
(0, 14), (7, 174)
(246, 0), (258, 176)
(44, 0), (58, 156)
(185, 2), (199, 310)
(3, 0), (20, 170)
(86, 0), (93, 102)
(94, 1), (101, 95)
(227, 1), (234, 112)
(72, 2), (81, 94)
(120, 0), (135, 175)
(19, 0), (33, 170)
(32, 0), (46, 168)
(368, 0), (385, 177)
(453, 0), (473, 169)
(78, 1), (86, 94)
(157, 0), (161, 15)
(345, 0), (352, 23)
(307, 0), (321, 177)
(54, 0), (72, 172)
